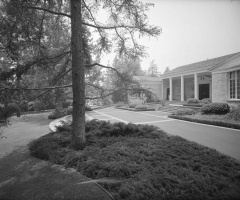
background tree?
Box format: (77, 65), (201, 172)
(0, 0), (161, 148)
(147, 60), (161, 77)
(109, 55), (145, 103)
(164, 66), (170, 74)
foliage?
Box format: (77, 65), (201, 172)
(135, 105), (148, 110)
(110, 55), (146, 103)
(172, 108), (196, 116)
(201, 103), (230, 115)
(29, 120), (240, 200)
(1, 0), (161, 149)
(200, 98), (212, 104)
(225, 105), (240, 121)
(164, 66), (170, 74)
(155, 99), (165, 107)
(187, 98), (199, 104)
(49, 105), (93, 119)
(129, 103), (137, 108)
(147, 60), (161, 77)
(115, 102), (125, 108)
(48, 109), (67, 120)
(169, 113), (240, 130)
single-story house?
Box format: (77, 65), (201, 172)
(161, 52), (240, 105)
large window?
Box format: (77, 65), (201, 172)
(229, 70), (240, 99)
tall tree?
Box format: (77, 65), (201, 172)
(0, 0), (161, 149)
(164, 66), (170, 74)
(147, 60), (161, 77)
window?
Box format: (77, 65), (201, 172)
(229, 70), (240, 99)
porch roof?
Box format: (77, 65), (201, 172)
(161, 52), (239, 78)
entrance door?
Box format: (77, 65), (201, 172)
(166, 88), (170, 100)
(199, 84), (209, 100)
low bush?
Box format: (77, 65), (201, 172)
(48, 110), (67, 119)
(200, 98), (212, 104)
(135, 105), (148, 110)
(115, 102), (125, 108)
(129, 103), (137, 108)
(187, 98), (199, 104)
(225, 106), (240, 121)
(172, 108), (196, 116)
(201, 103), (230, 114)
(155, 99), (165, 107)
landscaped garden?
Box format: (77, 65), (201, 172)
(29, 120), (240, 200)
(115, 101), (164, 111)
(169, 98), (240, 130)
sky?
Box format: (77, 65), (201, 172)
(101, 0), (240, 73)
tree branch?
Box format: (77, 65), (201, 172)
(27, 6), (71, 18)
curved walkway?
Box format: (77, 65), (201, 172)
(0, 113), (113, 200)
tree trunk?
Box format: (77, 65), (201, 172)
(70, 0), (85, 150)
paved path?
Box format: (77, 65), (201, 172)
(86, 107), (240, 161)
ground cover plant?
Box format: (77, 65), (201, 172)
(29, 120), (240, 200)
(169, 105), (240, 129)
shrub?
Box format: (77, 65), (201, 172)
(48, 110), (67, 119)
(172, 108), (196, 116)
(85, 105), (92, 111)
(225, 106), (240, 121)
(200, 98), (212, 104)
(201, 103), (230, 114)
(135, 105), (148, 110)
(129, 103), (137, 108)
(155, 99), (165, 106)
(187, 98), (199, 104)
(115, 102), (125, 108)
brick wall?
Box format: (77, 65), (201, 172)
(212, 72), (228, 103)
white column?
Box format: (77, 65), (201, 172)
(181, 75), (184, 101)
(194, 73), (198, 99)
(169, 77), (173, 101)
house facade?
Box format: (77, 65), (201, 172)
(160, 52), (240, 105)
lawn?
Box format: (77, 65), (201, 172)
(29, 120), (240, 200)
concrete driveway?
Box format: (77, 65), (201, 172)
(86, 107), (240, 161)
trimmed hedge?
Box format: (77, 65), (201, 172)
(169, 115), (240, 130)
(183, 104), (203, 107)
(201, 103), (230, 114)
(135, 105), (149, 110)
(115, 102), (125, 108)
(200, 98), (212, 104)
(129, 103), (137, 108)
(172, 108), (196, 116)
(187, 98), (199, 104)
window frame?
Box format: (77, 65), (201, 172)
(228, 70), (240, 100)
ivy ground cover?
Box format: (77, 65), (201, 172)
(29, 120), (240, 200)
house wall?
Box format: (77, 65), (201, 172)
(173, 79), (181, 100)
(184, 78), (194, 100)
(212, 72), (228, 103)
(145, 82), (162, 99)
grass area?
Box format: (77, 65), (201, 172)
(29, 120), (240, 200)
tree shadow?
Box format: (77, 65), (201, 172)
(0, 147), (113, 200)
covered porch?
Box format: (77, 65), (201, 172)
(162, 72), (212, 101)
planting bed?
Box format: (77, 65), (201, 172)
(29, 120), (240, 200)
